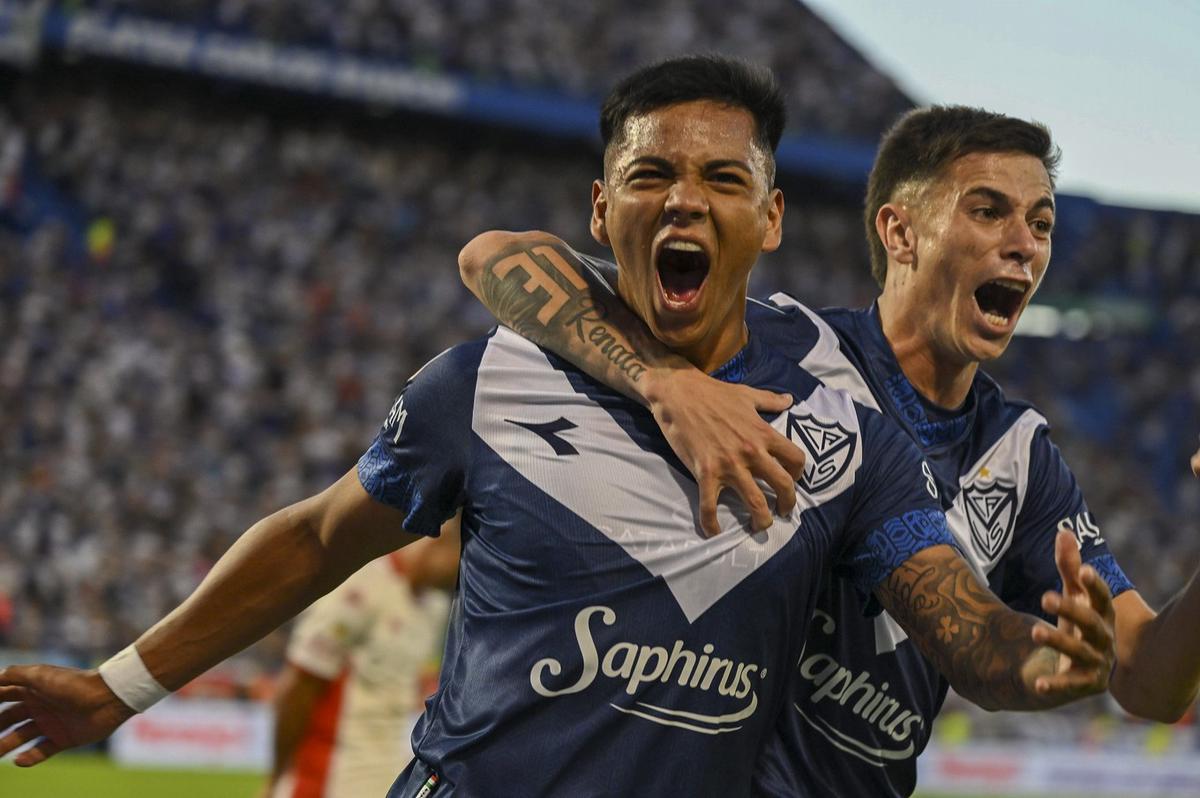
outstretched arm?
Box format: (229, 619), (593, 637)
(876, 532), (1115, 711)
(459, 230), (806, 535)
(0, 470), (417, 766)
(1105, 445), (1200, 722)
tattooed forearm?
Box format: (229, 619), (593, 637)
(474, 236), (688, 399)
(875, 546), (1056, 711)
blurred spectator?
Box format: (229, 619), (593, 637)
(56, 0), (914, 140)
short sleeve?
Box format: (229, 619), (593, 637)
(839, 410), (955, 596)
(286, 565), (378, 680)
(1004, 427), (1134, 611)
(356, 341), (484, 537)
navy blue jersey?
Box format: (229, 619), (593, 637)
(356, 326), (951, 797)
(749, 296), (1135, 798)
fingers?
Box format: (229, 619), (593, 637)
(1054, 528), (1082, 593)
(0, 715), (42, 759)
(758, 458), (798, 518)
(0, 700), (32, 731)
(1032, 613), (1108, 670)
(1191, 445), (1199, 477)
(0, 685), (32, 702)
(1033, 669), (1109, 697)
(747, 388), (793, 415)
(14, 737), (61, 767)
(698, 478), (720, 538)
(729, 470), (773, 532)
(1079, 565), (1115, 622)
(767, 433), (806, 483)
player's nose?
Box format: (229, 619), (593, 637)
(1001, 216), (1039, 265)
(663, 178), (708, 223)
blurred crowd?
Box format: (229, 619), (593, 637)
(55, 0), (913, 140)
(1, 65), (1198, 733)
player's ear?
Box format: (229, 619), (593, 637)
(760, 188), (785, 253)
(877, 202), (916, 267)
(591, 179), (610, 247)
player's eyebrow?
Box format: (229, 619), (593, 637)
(623, 156), (754, 175)
(704, 158), (753, 174)
(624, 156), (674, 173)
(964, 186), (1055, 216)
(963, 186), (1013, 208)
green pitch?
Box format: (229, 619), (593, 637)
(0, 753), (264, 798)
(1, 755), (1093, 798)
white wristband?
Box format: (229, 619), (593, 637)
(98, 644), (170, 713)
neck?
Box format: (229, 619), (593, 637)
(878, 293), (978, 409)
(680, 321), (749, 375)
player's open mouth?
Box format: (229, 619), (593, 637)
(656, 240), (710, 310)
(973, 278), (1028, 328)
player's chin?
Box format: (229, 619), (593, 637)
(965, 330), (1015, 363)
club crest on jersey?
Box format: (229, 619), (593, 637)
(788, 413), (857, 493)
(963, 480), (1018, 560)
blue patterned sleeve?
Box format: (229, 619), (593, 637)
(847, 509), (955, 594)
(1011, 428), (1135, 612)
(840, 410), (955, 596)
(355, 341), (483, 537)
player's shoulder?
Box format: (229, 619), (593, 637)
(745, 293), (825, 357)
(971, 368), (1050, 435)
(405, 333), (494, 390)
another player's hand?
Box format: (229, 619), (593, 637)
(644, 368), (805, 536)
(0, 664), (135, 766)
(1029, 529), (1116, 698)
(1190, 441), (1199, 477)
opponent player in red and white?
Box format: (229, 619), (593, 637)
(264, 523), (457, 798)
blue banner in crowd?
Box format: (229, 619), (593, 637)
(23, 5), (877, 183)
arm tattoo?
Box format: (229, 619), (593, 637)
(477, 241), (687, 396)
(874, 546), (1051, 711)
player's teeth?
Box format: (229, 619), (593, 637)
(991, 278), (1026, 292)
(664, 240), (703, 252)
(985, 311), (1008, 326)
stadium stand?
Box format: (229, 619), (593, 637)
(58, 0), (913, 139)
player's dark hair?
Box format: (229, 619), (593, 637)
(865, 105), (1061, 287)
(599, 54), (785, 182)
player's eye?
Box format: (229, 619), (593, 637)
(709, 171), (747, 186)
(628, 168), (667, 182)
(972, 206), (1000, 221)
(1031, 218), (1054, 236)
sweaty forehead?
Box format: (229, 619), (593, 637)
(607, 100), (768, 175)
(939, 151), (1053, 201)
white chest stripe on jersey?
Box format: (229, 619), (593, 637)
(472, 328), (863, 623)
(765, 294), (880, 412)
(945, 408), (1045, 576)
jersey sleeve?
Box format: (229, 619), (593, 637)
(286, 564), (378, 680)
(356, 341), (482, 537)
(838, 410), (955, 597)
(1003, 426), (1134, 615)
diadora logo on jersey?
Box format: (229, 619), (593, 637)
(788, 413), (857, 493)
(507, 417), (579, 456)
(1059, 511), (1104, 549)
(384, 395), (408, 444)
(793, 610), (925, 765)
(963, 480), (1018, 560)
(530, 606), (765, 735)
